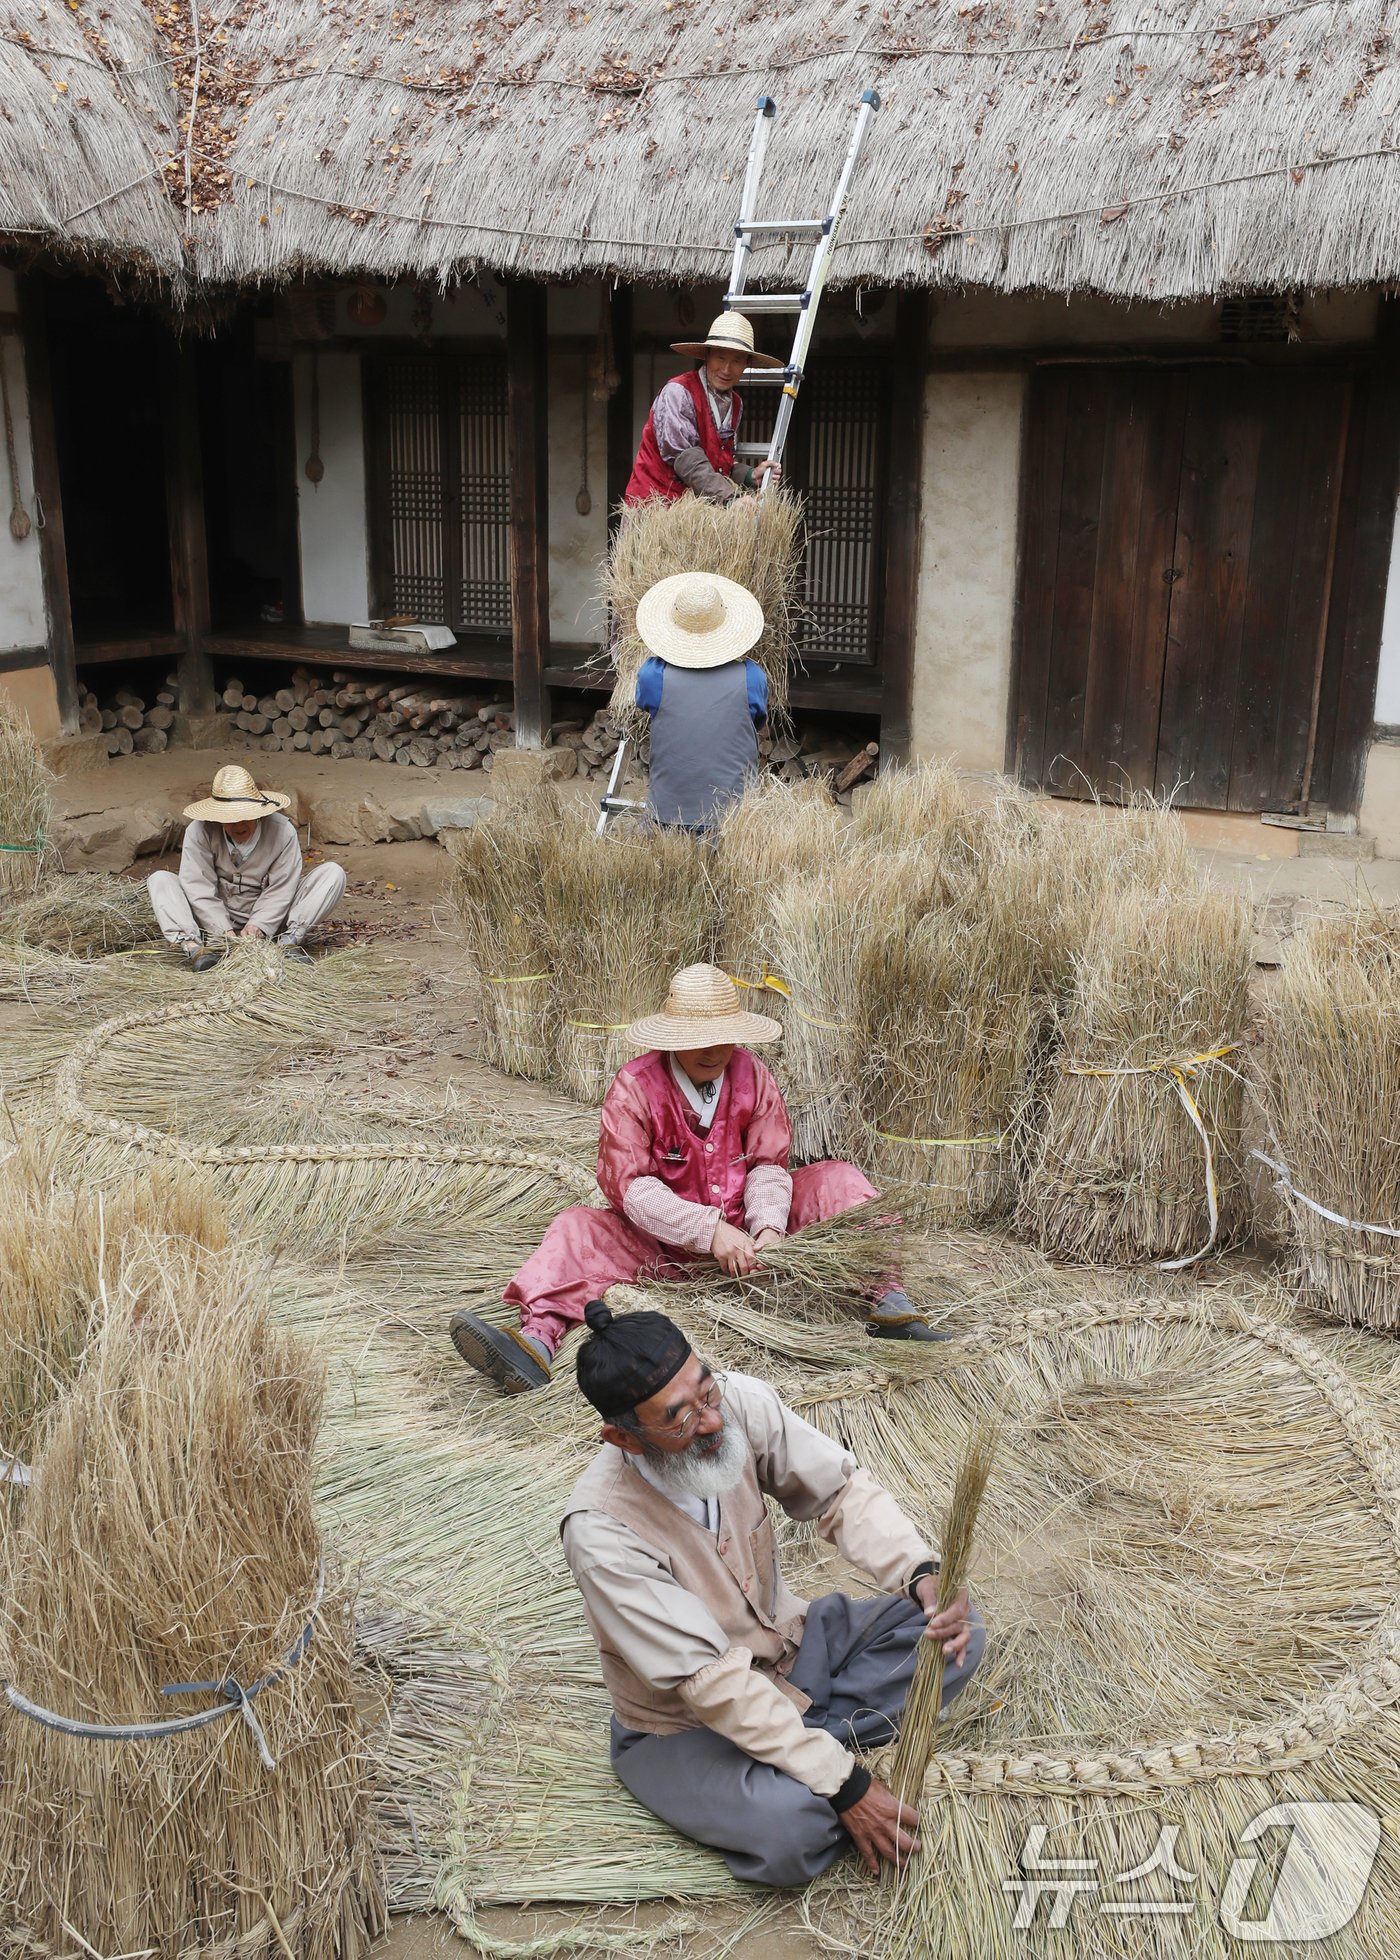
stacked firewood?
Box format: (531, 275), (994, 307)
(82, 677), (179, 757)
(213, 668), (518, 770)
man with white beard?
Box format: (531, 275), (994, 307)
(561, 1301), (986, 1886)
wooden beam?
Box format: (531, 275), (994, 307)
(879, 290), (929, 762)
(160, 338), (215, 715)
(505, 278), (550, 747)
(16, 279), (79, 735)
(605, 281), (634, 532)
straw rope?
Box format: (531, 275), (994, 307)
(48, 950), (596, 1199)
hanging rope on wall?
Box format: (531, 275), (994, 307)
(0, 337), (33, 540)
(304, 347), (324, 484)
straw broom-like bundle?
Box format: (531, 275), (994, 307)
(604, 490), (802, 733)
(0, 869), (165, 958)
(856, 881), (1041, 1224)
(0, 697), (52, 896)
(448, 794), (558, 1080)
(887, 1426), (996, 1810)
(764, 856), (879, 1163)
(1018, 886), (1251, 1265)
(0, 1245), (384, 1960)
(713, 779), (843, 1046)
(544, 809), (718, 1103)
(1255, 907), (1400, 1330)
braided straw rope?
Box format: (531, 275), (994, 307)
(51, 950), (597, 1201)
(626, 1280), (1400, 1801)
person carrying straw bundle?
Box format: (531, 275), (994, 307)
(559, 1301), (985, 1884)
(633, 571), (769, 831)
(625, 312), (783, 508)
(449, 965), (940, 1393)
(147, 764), (346, 970)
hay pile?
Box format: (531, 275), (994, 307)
(0, 869), (164, 958)
(604, 490), (802, 733)
(1256, 906), (1400, 1329)
(447, 787), (558, 1079)
(1018, 885), (1252, 1265)
(0, 698), (52, 896)
(0, 1243), (384, 1960)
(766, 853), (876, 1162)
(545, 808), (718, 1101)
(713, 775), (842, 989)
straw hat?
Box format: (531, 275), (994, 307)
(182, 764), (292, 825)
(627, 963), (782, 1052)
(671, 310), (785, 370)
(635, 572), (765, 671)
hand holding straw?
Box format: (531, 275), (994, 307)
(886, 1427), (997, 1844)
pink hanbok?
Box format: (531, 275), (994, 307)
(504, 1048), (877, 1353)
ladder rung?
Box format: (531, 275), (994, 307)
(724, 291), (809, 313)
(738, 369), (794, 386)
(734, 443), (773, 459)
(736, 218), (830, 237)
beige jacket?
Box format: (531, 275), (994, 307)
(560, 1372), (935, 1798)
(178, 813), (303, 936)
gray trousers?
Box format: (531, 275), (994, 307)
(147, 862), (346, 947)
(611, 1591), (987, 1888)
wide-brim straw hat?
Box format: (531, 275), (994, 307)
(635, 571), (765, 671)
(627, 963), (782, 1052)
(182, 763), (292, 824)
(671, 309), (785, 370)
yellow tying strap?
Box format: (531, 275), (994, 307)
(729, 973), (848, 1033)
(566, 1019), (631, 1031)
(1061, 1043), (1240, 1080)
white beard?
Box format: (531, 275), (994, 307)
(640, 1417), (747, 1501)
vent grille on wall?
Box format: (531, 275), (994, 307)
(1219, 295), (1300, 343)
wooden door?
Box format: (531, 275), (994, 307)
(1014, 364), (1354, 813)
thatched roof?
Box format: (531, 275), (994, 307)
(4, 0), (1400, 301)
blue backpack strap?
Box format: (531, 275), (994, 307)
(635, 656), (667, 717)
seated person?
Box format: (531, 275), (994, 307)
(561, 1302), (986, 1886)
(450, 963), (937, 1394)
(634, 572), (767, 833)
(147, 764), (345, 971)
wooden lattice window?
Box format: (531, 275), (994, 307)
(741, 355), (888, 666)
(365, 349), (511, 633)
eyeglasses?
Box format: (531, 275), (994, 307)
(640, 1371), (727, 1442)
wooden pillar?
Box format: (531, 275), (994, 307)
(505, 278), (550, 747)
(605, 281), (634, 532)
(879, 290), (929, 764)
(161, 338), (215, 715)
(16, 279), (79, 735)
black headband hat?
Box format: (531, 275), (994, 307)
(577, 1300), (692, 1420)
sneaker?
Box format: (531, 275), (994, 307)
(190, 947), (224, 973)
(449, 1311), (552, 1393)
(866, 1286), (950, 1343)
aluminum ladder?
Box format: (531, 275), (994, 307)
(597, 88), (881, 835)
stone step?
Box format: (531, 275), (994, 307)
(1296, 830), (1376, 861)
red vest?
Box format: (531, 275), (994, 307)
(621, 1047), (759, 1226)
(624, 369), (741, 506)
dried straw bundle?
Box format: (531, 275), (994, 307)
(887, 1426), (996, 1807)
(713, 775), (842, 992)
(544, 809), (717, 1102)
(448, 793), (558, 1079)
(604, 489), (802, 732)
(849, 760), (1010, 911)
(0, 1247), (384, 1960)
(766, 853), (876, 1162)
(1018, 886), (1251, 1265)
(0, 698), (52, 896)
(0, 1139), (227, 1477)
(1256, 907), (1400, 1330)
(856, 881), (1040, 1225)
(0, 869), (164, 958)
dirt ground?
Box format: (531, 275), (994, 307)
(32, 793), (1400, 1960)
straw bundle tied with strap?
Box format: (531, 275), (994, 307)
(1060, 1042), (1241, 1270)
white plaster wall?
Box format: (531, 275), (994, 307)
(0, 272), (48, 654)
(547, 342), (608, 647)
(292, 350), (370, 625)
(910, 372), (1025, 774)
(1373, 499), (1400, 728)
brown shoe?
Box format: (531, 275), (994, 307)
(449, 1312), (552, 1393)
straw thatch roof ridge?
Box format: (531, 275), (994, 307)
(4, 0), (1400, 300)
